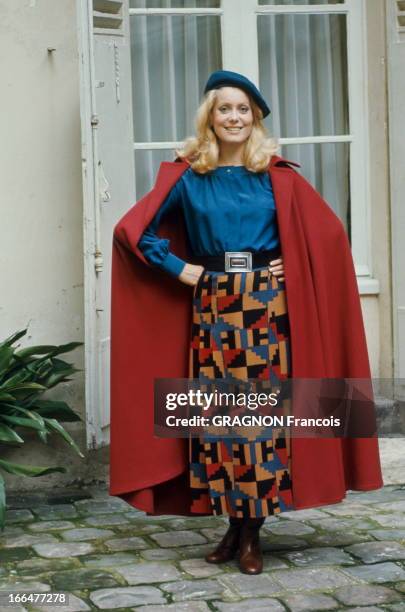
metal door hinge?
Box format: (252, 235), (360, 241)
(95, 249), (103, 273)
(98, 161), (111, 202)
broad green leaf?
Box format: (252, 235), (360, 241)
(16, 342), (83, 360)
(0, 392), (16, 402)
(48, 342), (83, 356)
(0, 424), (24, 443)
(0, 473), (5, 531)
(50, 357), (74, 369)
(1, 370), (31, 387)
(30, 400), (82, 422)
(0, 329), (27, 349)
(42, 417), (85, 458)
(3, 406), (48, 441)
(1, 414), (45, 431)
(11, 407), (49, 443)
(0, 382), (46, 392)
(0, 458), (66, 477)
(40, 372), (75, 388)
(0, 346), (14, 371)
(15, 345), (60, 358)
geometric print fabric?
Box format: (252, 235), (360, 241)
(189, 267), (294, 518)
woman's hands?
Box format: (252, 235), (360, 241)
(179, 263), (205, 286)
(179, 257), (284, 285)
(268, 256), (285, 282)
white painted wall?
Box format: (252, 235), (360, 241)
(0, 0), (108, 488)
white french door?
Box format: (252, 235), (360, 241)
(78, 0), (374, 447)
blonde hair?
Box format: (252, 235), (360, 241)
(175, 88), (279, 174)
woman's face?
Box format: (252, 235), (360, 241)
(210, 87), (254, 145)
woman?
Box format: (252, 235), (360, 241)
(109, 70), (383, 576)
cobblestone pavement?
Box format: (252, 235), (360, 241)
(1, 484), (405, 611)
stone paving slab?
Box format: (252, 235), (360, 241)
(89, 585), (166, 608)
(340, 560), (405, 583)
(1, 484), (405, 610)
(218, 572), (284, 597)
(373, 529), (405, 541)
(81, 553), (139, 568)
(149, 530), (208, 548)
(264, 520), (316, 537)
(5, 509), (36, 524)
(32, 542), (95, 558)
(373, 513), (405, 528)
(82, 515), (131, 527)
(333, 583), (402, 605)
(310, 531), (373, 547)
(280, 546), (355, 567)
(27, 521), (76, 532)
(160, 577), (229, 602)
(30, 505), (79, 520)
(213, 598), (286, 611)
(140, 549), (180, 562)
(104, 536), (148, 552)
(271, 566), (356, 591)
(1, 534), (59, 548)
(344, 541), (405, 563)
(136, 603), (210, 611)
(179, 558), (224, 578)
(280, 592), (339, 610)
(16, 557), (81, 576)
(31, 593), (91, 611)
(115, 562), (183, 585)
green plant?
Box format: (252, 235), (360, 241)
(0, 329), (84, 530)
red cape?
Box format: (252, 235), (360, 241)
(109, 155), (383, 515)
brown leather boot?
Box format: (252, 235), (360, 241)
(238, 517), (265, 575)
(205, 517), (243, 564)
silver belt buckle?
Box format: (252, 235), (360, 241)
(225, 251), (252, 273)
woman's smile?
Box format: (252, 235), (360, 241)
(210, 87), (254, 150)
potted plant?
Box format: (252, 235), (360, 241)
(0, 329), (84, 530)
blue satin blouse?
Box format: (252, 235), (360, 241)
(138, 164), (280, 277)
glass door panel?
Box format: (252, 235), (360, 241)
(258, 13), (348, 138)
(282, 142), (350, 233)
(258, 0), (344, 5)
(130, 14), (221, 142)
(129, 1), (222, 195)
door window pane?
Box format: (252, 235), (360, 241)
(282, 142), (350, 234)
(130, 13), (221, 142)
(135, 149), (178, 197)
(258, 0), (344, 5)
(130, 0), (219, 7)
(258, 13), (348, 138)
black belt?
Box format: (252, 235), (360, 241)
(191, 248), (280, 273)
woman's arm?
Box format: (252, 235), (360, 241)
(138, 180), (204, 286)
(138, 182), (187, 278)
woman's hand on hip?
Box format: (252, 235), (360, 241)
(268, 256), (285, 282)
(179, 263), (205, 286)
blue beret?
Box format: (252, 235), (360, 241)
(203, 70), (271, 118)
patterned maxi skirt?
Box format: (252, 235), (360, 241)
(189, 267), (294, 518)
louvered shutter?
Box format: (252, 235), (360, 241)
(387, 0), (405, 393)
(77, 0), (135, 448)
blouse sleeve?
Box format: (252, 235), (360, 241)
(137, 180), (186, 278)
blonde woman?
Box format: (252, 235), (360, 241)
(110, 70), (383, 576)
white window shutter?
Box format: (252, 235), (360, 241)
(395, 0), (405, 38)
(77, 0), (135, 448)
(387, 0), (405, 394)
